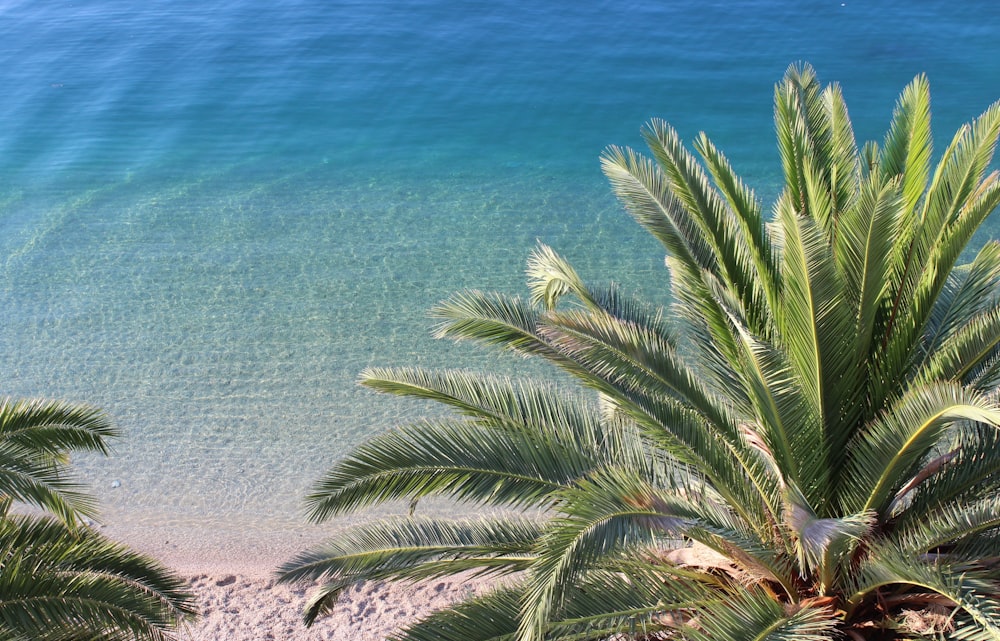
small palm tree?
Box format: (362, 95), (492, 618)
(281, 64), (1000, 640)
(0, 397), (196, 641)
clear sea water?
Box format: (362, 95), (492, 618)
(2, 0), (1000, 557)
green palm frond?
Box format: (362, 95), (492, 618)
(949, 531), (1000, 570)
(725, 316), (815, 495)
(0, 514), (195, 641)
(925, 176), (1000, 310)
(431, 290), (557, 358)
(849, 544), (1000, 639)
(819, 82), (861, 218)
(920, 100), (1000, 243)
(919, 307), (1000, 384)
(580, 281), (674, 336)
(600, 144), (747, 369)
(893, 423), (1000, 527)
(783, 486), (874, 592)
(0, 397), (195, 639)
(389, 585), (522, 641)
(518, 468), (698, 641)
(394, 565), (720, 641)
(842, 381), (1000, 514)
(544, 564), (717, 639)
(0, 398), (117, 523)
(539, 307), (720, 418)
(600, 145), (718, 276)
(879, 73), (932, 216)
(891, 495), (1000, 555)
(878, 100), (1000, 400)
(414, 570), (695, 641)
(693, 132), (779, 334)
(611, 390), (782, 533)
(277, 516), (540, 625)
(776, 195), (855, 454)
(970, 352), (1000, 393)
(517, 467), (784, 641)
(359, 367), (605, 447)
(641, 119), (770, 330)
(538, 307), (785, 528)
(361, 365), (672, 494)
(773, 64), (813, 222)
(0, 444), (99, 526)
(921, 242), (1000, 370)
(0, 398), (116, 455)
(304, 417), (607, 521)
(279, 516), (540, 584)
(832, 172), (902, 393)
(684, 587), (840, 641)
(528, 243), (677, 342)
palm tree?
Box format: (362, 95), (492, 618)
(0, 397), (196, 641)
(280, 63), (1000, 640)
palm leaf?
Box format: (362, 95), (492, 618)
(848, 544), (1000, 640)
(775, 199), (854, 492)
(783, 486), (874, 592)
(390, 585), (522, 641)
(517, 468), (701, 641)
(600, 145), (717, 276)
(832, 173), (902, 404)
(878, 100), (1000, 401)
(430, 290), (556, 358)
(642, 119), (770, 332)
(879, 73), (933, 218)
(683, 587), (840, 641)
(525, 242), (597, 311)
(724, 315), (816, 498)
(0, 398), (116, 455)
(891, 495), (1000, 555)
(303, 418), (601, 521)
(396, 567), (716, 641)
(601, 144), (747, 365)
(773, 64), (817, 225)
(920, 241), (1000, 374)
(894, 423), (1000, 527)
(0, 514), (195, 641)
(527, 243), (677, 342)
(277, 516), (540, 625)
(0, 398), (117, 523)
(694, 132), (778, 334)
(818, 82), (860, 219)
(536, 309), (782, 526)
(842, 381), (1000, 514)
(919, 307), (1000, 384)
(359, 367), (605, 448)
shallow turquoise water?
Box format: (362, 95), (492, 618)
(2, 0), (1000, 548)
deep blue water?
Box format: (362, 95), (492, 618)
(2, 0), (1000, 553)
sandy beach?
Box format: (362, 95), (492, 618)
(177, 571), (489, 641)
(103, 522), (493, 641)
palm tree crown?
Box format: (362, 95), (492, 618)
(281, 63), (1000, 640)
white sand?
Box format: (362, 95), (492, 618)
(178, 571), (490, 641)
(102, 522), (495, 641)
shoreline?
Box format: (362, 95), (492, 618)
(102, 522), (329, 576)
